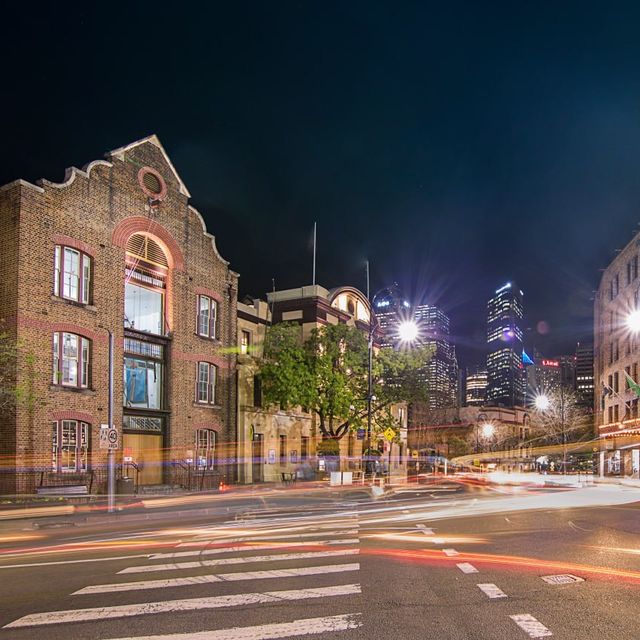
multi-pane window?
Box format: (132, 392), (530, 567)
(197, 295), (217, 339)
(279, 434), (287, 464)
(54, 246), (91, 304)
(301, 436), (309, 461)
(240, 330), (250, 354)
(53, 332), (90, 388)
(195, 428), (216, 470)
(196, 362), (217, 404)
(52, 420), (89, 472)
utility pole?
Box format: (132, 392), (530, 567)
(107, 330), (115, 513)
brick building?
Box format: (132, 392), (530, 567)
(0, 135), (238, 493)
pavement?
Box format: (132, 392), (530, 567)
(0, 478), (640, 639)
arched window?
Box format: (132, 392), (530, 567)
(124, 234), (168, 335)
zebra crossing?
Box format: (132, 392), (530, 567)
(3, 514), (363, 639)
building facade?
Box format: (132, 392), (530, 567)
(0, 136), (238, 493)
(594, 234), (640, 477)
(486, 282), (525, 407)
(465, 369), (488, 406)
(413, 304), (458, 410)
(575, 342), (594, 409)
(372, 284), (411, 349)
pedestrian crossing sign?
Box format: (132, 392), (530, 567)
(383, 428), (396, 442)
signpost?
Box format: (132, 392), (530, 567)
(383, 427), (396, 442)
(99, 425), (109, 450)
(107, 428), (119, 449)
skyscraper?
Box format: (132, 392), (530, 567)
(465, 368), (488, 406)
(486, 282), (525, 407)
(575, 342), (594, 409)
(413, 304), (457, 409)
(372, 283), (411, 349)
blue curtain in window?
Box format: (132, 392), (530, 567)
(125, 365), (148, 405)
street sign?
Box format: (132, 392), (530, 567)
(99, 425), (109, 450)
(383, 427), (396, 442)
(412, 450), (418, 458)
(107, 428), (119, 450)
(356, 428), (365, 440)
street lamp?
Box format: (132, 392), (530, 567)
(476, 413), (495, 454)
(626, 310), (640, 333)
(534, 393), (551, 411)
(397, 319), (419, 344)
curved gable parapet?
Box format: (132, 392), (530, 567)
(112, 217), (185, 271)
(37, 160), (113, 190)
(188, 204), (230, 267)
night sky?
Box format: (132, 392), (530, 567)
(3, 3), (640, 366)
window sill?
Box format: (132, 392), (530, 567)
(49, 385), (96, 396)
(193, 402), (222, 410)
(195, 333), (221, 344)
(50, 295), (97, 312)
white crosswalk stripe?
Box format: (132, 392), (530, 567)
(74, 563), (361, 594)
(4, 510), (364, 638)
(104, 613), (363, 640)
(119, 549), (359, 574)
(150, 538), (359, 560)
(4, 584), (362, 628)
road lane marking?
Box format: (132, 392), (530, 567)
(180, 529), (359, 545)
(105, 612), (363, 640)
(74, 563), (361, 594)
(151, 539), (359, 560)
(442, 549), (459, 556)
(456, 562), (478, 574)
(105, 613), (363, 640)
(4, 583), (362, 628)
(510, 614), (552, 637)
(0, 553), (151, 570)
(415, 525), (434, 535)
(477, 583), (507, 599)
(119, 549), (360, 574)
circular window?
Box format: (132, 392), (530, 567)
(138, 167), (167, 201)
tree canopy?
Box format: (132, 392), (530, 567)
(259, 322), (433, 440)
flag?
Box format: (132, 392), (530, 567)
(624, 372), (640, 399)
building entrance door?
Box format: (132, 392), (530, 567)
(252, 434), (264, 483)
(122, 433), (163, 485)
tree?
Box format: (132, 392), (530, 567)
(260, 322), (432, 441)
(529, 388), (592, 447)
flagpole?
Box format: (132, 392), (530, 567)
(312, 222), (317, 286)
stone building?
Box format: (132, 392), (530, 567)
(236, 285), (408, 484)
(0, 135), (238, 493)
(594, 232), (640, 477)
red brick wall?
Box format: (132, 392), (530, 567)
(1, 138), (238, 493)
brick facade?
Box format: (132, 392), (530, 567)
(0, 136), (238, 493)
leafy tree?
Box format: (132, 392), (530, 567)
(260, 322), (432, 441)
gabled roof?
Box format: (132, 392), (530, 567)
(107, 134), (191, 198)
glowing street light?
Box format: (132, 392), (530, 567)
(627, 310), (640, 333)
(534, 393), (551, 411)
(481, 422), (495, 439)
(397, 320), (418, 343)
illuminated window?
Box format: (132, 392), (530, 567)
(196, 362), (217, 404)
(52, 420), (89, 472)
(197, 295), (217, 339)
(195, 428), (216, 470)
(54, 246), (91, 304)
(53, 332), (90, 388)
(240, 330), (250, 354)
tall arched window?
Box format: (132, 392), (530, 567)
(124, 234), (168, 335)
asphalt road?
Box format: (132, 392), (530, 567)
(0, 479), (639, 640)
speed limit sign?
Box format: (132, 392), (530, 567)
(107, 428), (119, 450)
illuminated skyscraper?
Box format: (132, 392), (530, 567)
(372, 283), (411, 349)
(486, 282), (525, 407)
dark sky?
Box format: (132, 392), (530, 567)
(3, 2), (640, 366)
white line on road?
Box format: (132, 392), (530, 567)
(119, 549), (360, 574)
(415, 524), (434, 535)
(182, 529), (359, 545)
(151, 539), (359, 560)
(477, 583), (507, 599)
(456, 562), (478, 574)
(510, 614), (553, 637)
(104, 613), (363, 640)
(0, 553), (151, 570)
(5, 583), (362, 628)
(442, 549), (459, 556)
(74, 563), (361, 594)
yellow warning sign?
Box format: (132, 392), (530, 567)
(383, 428), (396, 442)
